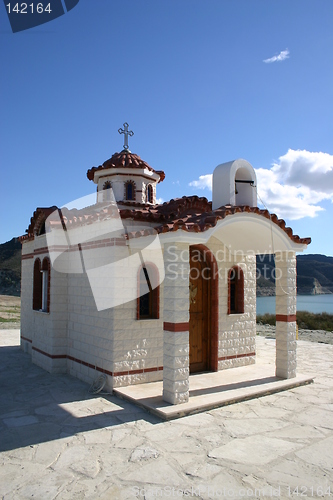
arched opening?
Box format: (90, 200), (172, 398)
(228, 266), (244, 314)
(33, 259), (42, 310)
(189, 245), (218, 373)
(137, 263), (159, 319)
(33, 257), (51, 312)
(146, 184), (153, 203)
(41, 257), (51, 313)
(125, 181), (136, 201)
(103, 181), (112, 202)
(235, 167), (255, 206)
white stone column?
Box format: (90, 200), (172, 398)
(162, 242), (190, 404)
(275, 251), (297, 379)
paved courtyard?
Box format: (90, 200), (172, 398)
(0, 330), (332, 499)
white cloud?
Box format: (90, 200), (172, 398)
(263, 49), (290, 63)
(255, 166), (325, 220)
(155, 197), (164, 204)
(189, 149), (333, 220)
(271, 149), (333, 193)
(189, 174), (212, 190)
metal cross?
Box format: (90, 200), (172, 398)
(118, 122), (134, 151)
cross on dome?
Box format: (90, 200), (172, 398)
(118, 122), (134, 152)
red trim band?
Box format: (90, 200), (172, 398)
(22, 237), (128, 260)
(32, 346), (66, 359)
(28, 346), (254, 375)
(21, 335), (32, 343)
(276, 314), (297, 322)
(218, 351), (255, 362)
(163, 322), (189, 332)
(113, 366), (163, 377)
(98, 171), (159, 183)
(30, 347), (163, 378)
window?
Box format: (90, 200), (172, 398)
(33, 257), (50, 312)
(33, 259), (42, 310)
(125, 180), (135, 201)
(103, 181), (112, 201)
(228, 266), (244, 314)
(146, 184), (153, 203)
(137, 264), (159, 319)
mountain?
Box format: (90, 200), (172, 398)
(0, 238), (21, 296)
(256, 254), (333, 296)
(297, 254), (333, 294)
(0, 237), (333, 298)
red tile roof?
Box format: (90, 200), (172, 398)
(87, 151), (165, 182)
(21, 196), (311, 247)
(121, 197), (311, 245)
(20, 206), (58, 241)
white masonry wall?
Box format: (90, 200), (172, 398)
(66, 278), (164, 391)
(21, 235), (69, 374)
(112, 291), (164, 388)
(48, 264), (68, 374)
(108, 240), (164, 388)
(22, 213), (165, 391)
(275, 252), (297, 379)
(22, 227), (257, 390)
(206, 236), (256, 370)
(21, 240), (35, 355)
(162, 242), (190, 405)
(66, 270), (115, 389)
(97, 174), (157, 204)
(66, 243), (164, 391)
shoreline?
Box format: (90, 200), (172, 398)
(256, 323), (333, 345)
(2, 322), (332, 345)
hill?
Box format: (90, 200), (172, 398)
(256, 254), (333, 296)
(0, 238), (21, 296)
(0, 238), (332, 298)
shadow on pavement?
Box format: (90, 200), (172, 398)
(0, 345), (158, 452)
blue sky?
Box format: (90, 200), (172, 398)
(1, 0), (332, 255)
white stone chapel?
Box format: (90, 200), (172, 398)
(20, 124), (311, 405)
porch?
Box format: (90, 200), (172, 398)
(114, 336), (313, 420)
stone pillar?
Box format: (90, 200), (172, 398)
(162, 242), (190, 404)
(275, 251), (297, 379)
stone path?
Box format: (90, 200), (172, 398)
(1, 330), (333, 499)
(257, 324), (333, 345)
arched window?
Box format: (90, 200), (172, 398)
(146, 184), (153, 203)
(33, 259), (42, 311)
(41, 257), (51, 312)
(125, 181), (135, 201)
(33, 257), (51, 312)
(137, 264), (159, 319)
(228, 266), (244, 314)
(103, 181), (112, 202)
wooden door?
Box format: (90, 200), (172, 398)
(189, 249), (211, 373)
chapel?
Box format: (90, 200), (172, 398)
(20, 124), (311, 405)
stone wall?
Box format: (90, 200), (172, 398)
(20, 240), (34, 354)
(21, 235), (68, 373)
(21, 231), (258, 394)
(206, 237), (256, 370)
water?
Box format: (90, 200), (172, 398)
(256, 294), (333, 315)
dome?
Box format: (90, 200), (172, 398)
(87, 151), (165, 182)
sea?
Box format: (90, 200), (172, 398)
(257, 294), (333, 315)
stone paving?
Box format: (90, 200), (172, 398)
(1, 330), (333, 499)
